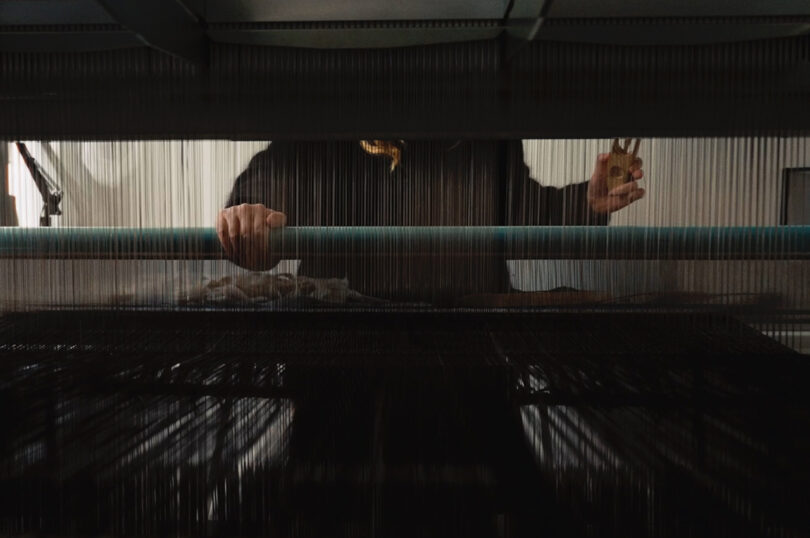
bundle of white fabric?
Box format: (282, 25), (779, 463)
(178, 273), (382, 306)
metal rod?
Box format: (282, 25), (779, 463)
(0, 226), (808, 260)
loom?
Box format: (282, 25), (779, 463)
(1, 1), (810, 536)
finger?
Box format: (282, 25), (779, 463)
(631, 168), (644, 180)
(629, 188), (645, 203)
(593, 153), (609, 178)
(224, 210), (240, 256)
(253, 208), (266, 235)
(267, 211), (287, 228)
(605, 195), (629, 212)
(216, 213), (231, 257)
(244, 216), (265, 268)
(237, 206), (255, 237)
(632, 157), (643, 169)
(237, 209), (258, 265)
(608, 189), (644, 213)
(608, 180), (639, 196)
(609, 188), (646, 212)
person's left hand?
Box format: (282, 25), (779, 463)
(587, 153), (645, 214)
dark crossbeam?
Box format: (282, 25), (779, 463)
(95, 0), (207, 63)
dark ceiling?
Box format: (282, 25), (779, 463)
(1, 0), (809, 61)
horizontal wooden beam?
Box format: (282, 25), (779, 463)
(0, 226), (808, 260)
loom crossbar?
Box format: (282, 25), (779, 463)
(0, 226), (808, 260)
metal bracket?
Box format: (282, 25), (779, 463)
(503, 0), (555, 61)
(14, 143), (61, 227)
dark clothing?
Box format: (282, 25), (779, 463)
(224, 141), (606, 534)
(227, 140), (605, 303)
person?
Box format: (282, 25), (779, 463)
(216, 139), (644, 304)
(213, 139), (645, 535)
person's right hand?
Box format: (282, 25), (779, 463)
(216, 203), (287, 270)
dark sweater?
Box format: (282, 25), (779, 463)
(227, 140), (605, 303)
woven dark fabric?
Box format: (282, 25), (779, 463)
(1, 310), (807, 537)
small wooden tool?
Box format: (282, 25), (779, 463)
(607, 138), (641, 191)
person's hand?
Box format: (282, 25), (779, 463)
(587, 153), (645, 214)
(216, 203), (287, 270)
